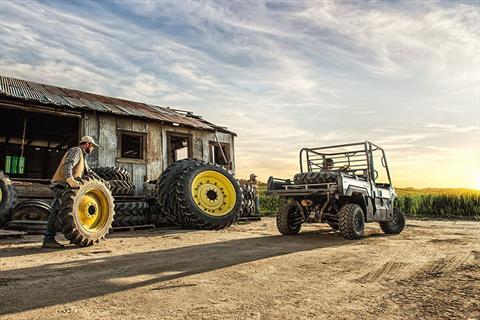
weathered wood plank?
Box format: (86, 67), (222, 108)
(146, 122), (162, 181)
(97, 114), (117, 167)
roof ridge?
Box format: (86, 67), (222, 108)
(0, 74), (235, 135)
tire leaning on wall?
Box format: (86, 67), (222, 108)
(0, 171), (17, 226)
(54, 177), (115, 246)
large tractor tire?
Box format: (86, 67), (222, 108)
(92, 167), (131, 181)
(0, 171), (16, 226)
(11, 199), (51, 221)
(338, 203), (365, 239)
(112, 201), (147, 227)
(276, 202), (303, 235)
(175, 162), (243, 229)
(379, 208), (406, 234)
(54, 177), (115, 247)
(156, 159), (203, 226)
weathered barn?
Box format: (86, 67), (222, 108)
(0, 75), (236, 194)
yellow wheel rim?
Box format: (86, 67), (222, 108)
(0, 188), (2, 203)
(78, 188), (110, 232)
(191, 170), (236, 217)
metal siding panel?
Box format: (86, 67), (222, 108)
(116, 118), (133, 131)
(83, 114), (100, 168)
(161, 127), (168, 170)
(132, 119), (147, 132)
(97, 115), (117, 167)
(146, 122), (163, 180)
(132, 164), (146, 194)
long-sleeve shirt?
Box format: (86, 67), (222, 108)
(63, 147), (100, 180)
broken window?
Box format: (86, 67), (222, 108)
(120, 132), (145, 159)
(167, 132), (192, 165)
(209, 141), (231, 168)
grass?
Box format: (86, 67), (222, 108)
(258, 185), (480, 219)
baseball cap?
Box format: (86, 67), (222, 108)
(80, 135), (99, 147)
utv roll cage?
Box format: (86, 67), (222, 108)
(299, 141), (392, 186)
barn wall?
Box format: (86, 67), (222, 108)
(146, 122), (163, 181)
(81, 113), (236, 194)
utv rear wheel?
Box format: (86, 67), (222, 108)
(338, 204), (365, 239)
(379, 208), (405, 234)
(276, 202), (303, 235)
(55, 177), (115, 247)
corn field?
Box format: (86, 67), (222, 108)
(395, 188), (480, 218)
(258, 186), (480, 218)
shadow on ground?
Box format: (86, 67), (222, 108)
(0, 230), (354, 315)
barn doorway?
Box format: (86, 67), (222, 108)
(0, 108), (80, 180)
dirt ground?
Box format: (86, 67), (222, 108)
(0, 218), (479, 320)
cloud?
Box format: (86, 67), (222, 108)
(0, 0), (478, 188)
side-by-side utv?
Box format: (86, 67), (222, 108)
(266, 141), (405, 239)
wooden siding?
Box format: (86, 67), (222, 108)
(81, 112), (235, 193)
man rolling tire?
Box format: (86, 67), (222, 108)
(42, 136), (102, 249)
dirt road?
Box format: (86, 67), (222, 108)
(0, 218), (479, 320)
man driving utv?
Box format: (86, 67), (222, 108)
(42, 136), (101, 249)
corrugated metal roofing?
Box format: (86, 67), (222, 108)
(0, 75), (235, 134)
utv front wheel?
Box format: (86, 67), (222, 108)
(338, 204), (365, 239)
(379, 208), (405, 234)
(276, 202), (303, 235)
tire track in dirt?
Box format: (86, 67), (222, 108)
(387, 252), (480, 320)
(422, 251), (473, 276)
(356, 261), (412, 283)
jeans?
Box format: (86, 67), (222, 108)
(43, 185), (65, 243)
(255, 195), (261, 215)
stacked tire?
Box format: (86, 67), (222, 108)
(241, 184), (257, 217)
(92, 167), (135, 196)
(112, 201), (148, 227)
(0, 171), (16, 227)
(155, 159), (243, 230)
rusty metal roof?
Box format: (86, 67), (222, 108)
(0, 75), (235, 134)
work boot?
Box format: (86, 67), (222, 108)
(42, 239), (65, 249)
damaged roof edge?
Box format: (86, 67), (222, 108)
(0, 75), (236, 136)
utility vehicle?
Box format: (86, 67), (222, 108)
(266, 141), (405, 239)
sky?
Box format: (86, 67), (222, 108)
(0, 0), (479, 188)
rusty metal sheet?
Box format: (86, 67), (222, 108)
(0, 75), (235, 134)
